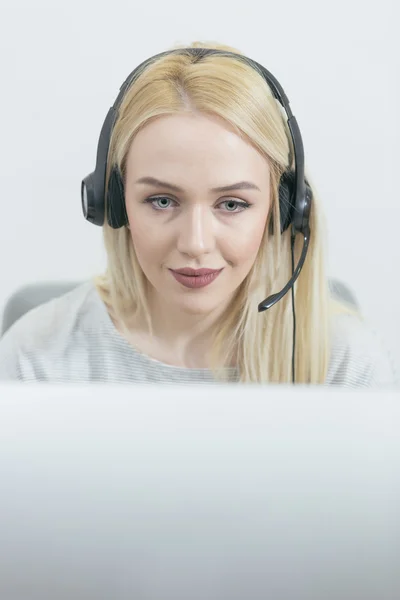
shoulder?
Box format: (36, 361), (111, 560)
(0, 281), (103, 380)
(327, 311), (398, 388)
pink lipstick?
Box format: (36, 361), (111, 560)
(169, 267), (223, 289)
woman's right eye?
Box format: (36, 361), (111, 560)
(143, 196), (176, 210)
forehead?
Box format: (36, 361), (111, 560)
(126, 113), (270, 182)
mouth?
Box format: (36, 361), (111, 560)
(170, 268), (223, 276)
(169, 267), (224, 289)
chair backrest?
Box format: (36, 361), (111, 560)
(1, 281), (81, 337)
(0, 278), (359, 337)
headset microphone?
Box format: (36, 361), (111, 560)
(258, 223), (310, 312)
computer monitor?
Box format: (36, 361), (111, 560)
(0, 384), (399, 599)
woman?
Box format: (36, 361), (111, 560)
(0, 41), (397, 385)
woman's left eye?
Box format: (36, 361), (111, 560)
(220, 200), (251, 212)
(143, 196), (251, 212)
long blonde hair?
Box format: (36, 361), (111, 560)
(95, 40), (352, 384)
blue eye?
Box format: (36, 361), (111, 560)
(222, 200), (249, 212)
(154, 197), (172, 209)
(143, 196), (175, 210)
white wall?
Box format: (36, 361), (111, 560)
(1, 0), (399, 365)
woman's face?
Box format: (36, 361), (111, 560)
(124, 112), (271, 317)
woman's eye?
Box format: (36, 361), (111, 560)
(150, 197), (175, 210)
(219, 200), (250, 212)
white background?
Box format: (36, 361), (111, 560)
(0, 0), (399, 364)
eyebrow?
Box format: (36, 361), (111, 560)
(135, 176), (261, 193)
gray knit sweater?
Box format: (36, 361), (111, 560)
(0, 281), (397, 387)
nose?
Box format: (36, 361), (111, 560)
(176, 204), (216, 258)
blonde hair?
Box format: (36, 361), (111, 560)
(95, 40), (354, 384)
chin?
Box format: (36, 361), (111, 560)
(172, 294), (223, 315)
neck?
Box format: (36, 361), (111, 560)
(131, 290), (234, 368)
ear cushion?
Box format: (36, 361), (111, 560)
(278, 170), (296, 233)
(107, 165), (129, 229)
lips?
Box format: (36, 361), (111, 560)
(171, 268), (222, 276)
(170, 268), (223, 289)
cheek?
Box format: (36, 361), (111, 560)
(126, 203), (168, 259)
(224, 219), (267, 266)
(127, 223), (159, 266)
(246, 226), (267, 254)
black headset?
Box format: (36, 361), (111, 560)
(81, 47), (313, 382)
